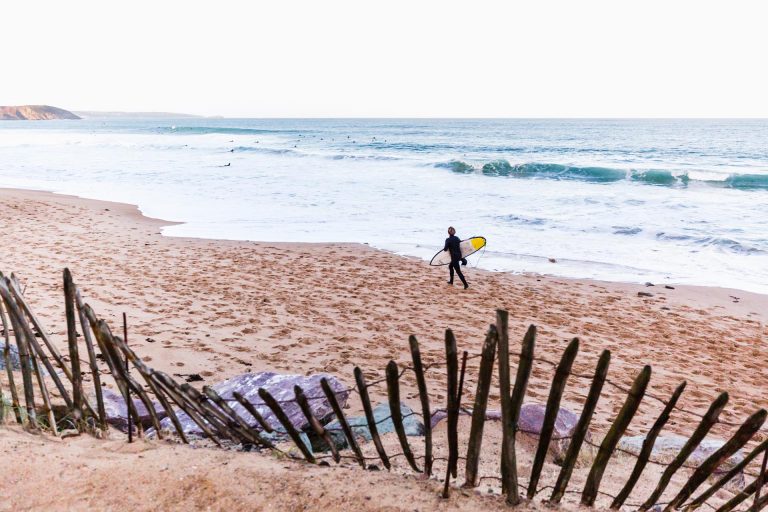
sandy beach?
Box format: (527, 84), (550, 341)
(1, 187), (767, 511)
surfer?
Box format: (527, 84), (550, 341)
(443, 227), (469, 289)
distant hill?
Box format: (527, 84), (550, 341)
(0, 105), (80, 120)
(75, 111), (202, 119)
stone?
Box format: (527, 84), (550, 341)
(101, 388), (167, 432)
(156, 371), (349, 439)
(0, 344), (23, 371)
(432, 404), (583, 463)
(321, 402), (424, 451)
(617, 435), (745, 488)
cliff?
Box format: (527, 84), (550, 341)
(0, 105), (80, 120)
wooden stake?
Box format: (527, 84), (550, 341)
(464, 325), (498, 488)
(0, 302), (23, 424)
(232, 391), (274, 433)
(665, 408), (767, 511)
(409, 335), (433, 476)
(386, 360), (422, 474)
(63, 269), (85, 431)
(321, 377), (365, 468)
(496, 310), (513, 496)
(353, 367), (389, 469)
(639, 391), (729, 511)
(527, 337), (579, 499)
(205, 386), (273, 448)
(444, 329), (459, 481)
(611, 380), (687, 509)
(258, 387), (315, 462)
(295, 384), (339, 463)
(713, 466), (768, 512)
(754, 449), (768, 512)
(152, 371), (221, 446)
(582, 364), (652, 507)
(0, 281), (37, 427)
(74, 288), (107, 431)
(687, 440), (768, 511)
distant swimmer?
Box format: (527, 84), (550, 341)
(443, 227), (468, 289)
(230, 148), (234, 152)
(223, 163), (231, 167)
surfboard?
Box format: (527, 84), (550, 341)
(429, 236), (486, 266)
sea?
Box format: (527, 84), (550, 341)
(1, 118), (767, 294)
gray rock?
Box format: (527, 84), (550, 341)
(617, 435), (745, 488)
(432, 404), (582, 463)
(0, 344), (23, 371)
(157, 371), (349, 440)
(101, 388), (167, 432)
(321, 402), (424, 451)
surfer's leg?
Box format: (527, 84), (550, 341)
(448, 262), (455, 284)
(454, 263), (468, 288)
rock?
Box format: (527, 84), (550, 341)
(645, 282), (655, 287)
(0, 344), (22, 371)
(101, 388), (167, 432)
(517, 403), (582, 463)
(638, 291), (654, 297)
(157, 371), (348, 439)
(321, 402), (424, 451)
(664, 285), (676, 290)
(617, 435), (745, 488)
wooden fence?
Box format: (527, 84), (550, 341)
(1, 269), (767, 511)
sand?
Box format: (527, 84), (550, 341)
(0, 187), (766, 511)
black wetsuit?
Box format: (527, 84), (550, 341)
(444, 235), (468, 288)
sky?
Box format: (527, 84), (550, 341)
(2, 0), (767, 118)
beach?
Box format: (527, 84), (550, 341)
(1, 187), (766, 510)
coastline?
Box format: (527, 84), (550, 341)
(1, 186), (767, 509)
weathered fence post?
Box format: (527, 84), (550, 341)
(445, 329), (459, 482)
(74, 288), (107, 431)
(464, 325), (498, 488)
(409, 335), (432, 476)
(582, 364), (651, 507)
(386, 361), (422, 473)
(640, 391), (729, 511)
(63, 269), (85, 431)
(295, 385), (339, 462)
(321, 377), (366, 468)
(527, 337), (579, 499)
(0, 302), (23, 424)
(353, 367), (390, 469)
(665, 408), (767, 511)
(611, 380), (687, 509)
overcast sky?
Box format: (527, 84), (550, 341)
(2, 0), (766, 117)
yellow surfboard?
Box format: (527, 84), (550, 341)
(429, 236), (486, 266)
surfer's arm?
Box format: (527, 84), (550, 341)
(443, 238), (449, 252)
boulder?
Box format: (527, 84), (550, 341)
(321, 402), (424, 451)
(157, 371), (349, 439)
(101, 388), (167, 431)
(617, 435), (745, 488)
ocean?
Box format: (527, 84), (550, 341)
(1, 118), (767, 294)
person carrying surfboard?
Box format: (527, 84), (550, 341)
(443, 227), (469, 289)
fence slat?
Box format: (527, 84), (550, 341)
(206, 386), (273, 448)
(409, 335), (433, 476)
(687, 440), (768, 511)
(611, 380), (687, 509)
(553, 350), (610, 504)
(665, 408), (767, 511)
(713, 466), (768, 512)
(445, 329), (459, 480)
(321, 377), (366, 468)
(63, 269), (85, 431)
(386, 360), (421, 473)
(0, 302), (23, 424)
(257, 388), (313, 460)
(152, 371), (222, 446)
(640, 391), (729, 511)
(295, 385), (339, 462)
(582, 364), (652, 506)
(74, 288), (107, 431)
(527, 337), (579, 499)
(232, 391), (274, 433)
(497, 310), (513, 496)
(353, 367), (389, 469)
(464, 325), (498, 488)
